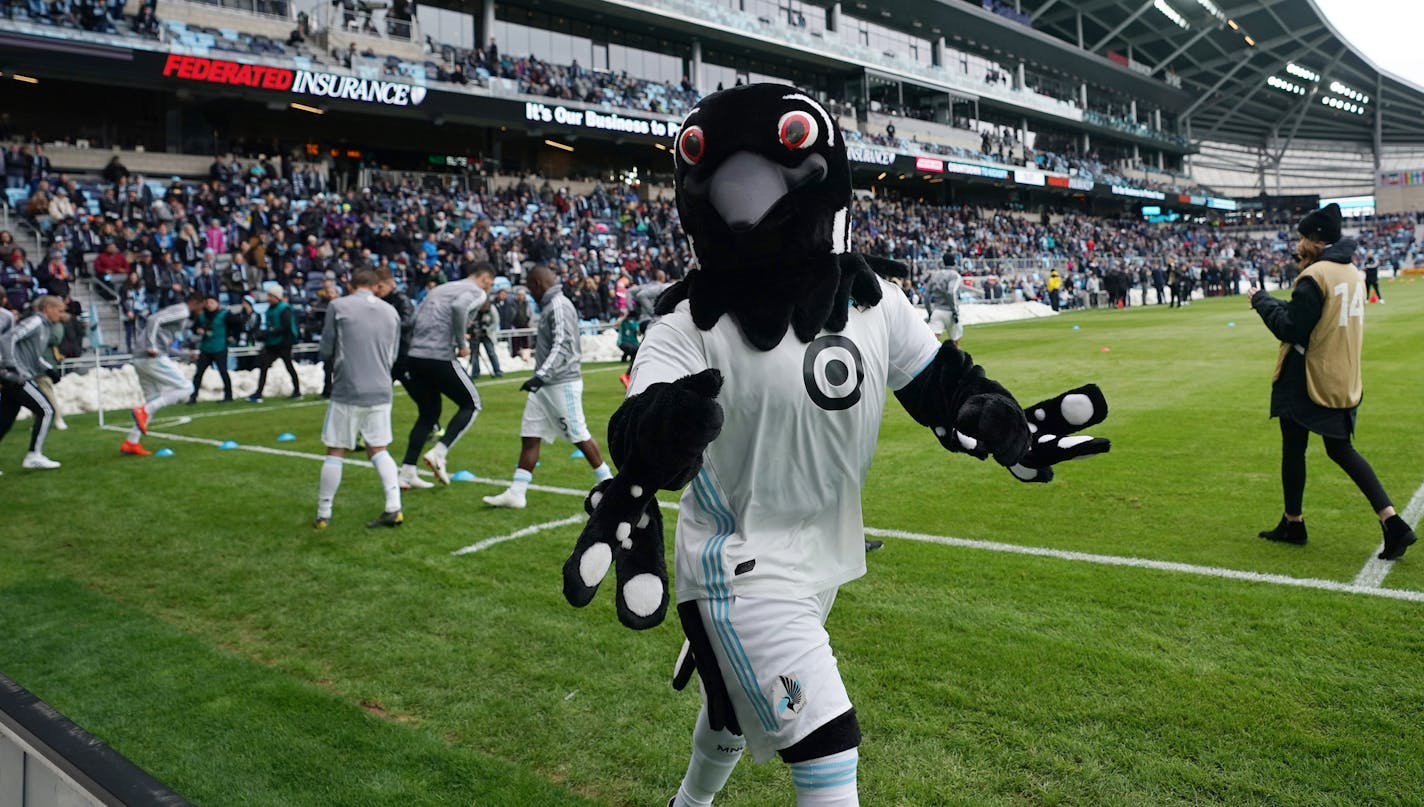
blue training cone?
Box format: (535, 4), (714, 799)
(276, 432), (297, 442)
(154, 448), (175, 457)
(218, 440), (239, 450)
(570, 449), (585, 459)
(451, 470), (476, 482)
(1227, 322), (1236, 327)
(1071, 325), (1080, 331)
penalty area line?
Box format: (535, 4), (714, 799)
(1350, 475), (1424, 588)
(97, 424), (1424, 604)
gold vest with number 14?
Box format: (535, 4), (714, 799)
(1273, 259), (1364, 408)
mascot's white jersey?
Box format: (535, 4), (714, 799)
(628, 278), (940, 602)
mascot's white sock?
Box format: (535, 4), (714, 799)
(317, 456), (343, 519)
(370, 450), (401, 512)
(509, 467), (533, 496)
(672, 707), (745, 807)
(790, 748), (858, 806)
(592, 462), (612, 482)
(127, 388), (188, 442)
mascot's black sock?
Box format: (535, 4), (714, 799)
(1380, 515), (1416, 560)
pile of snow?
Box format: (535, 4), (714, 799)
(959, 301), (1058, 326)
(38, 328), (625, 417)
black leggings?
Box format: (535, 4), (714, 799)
(0, 380), (54, 454)
(192, 350), (232, 400)
(401, 356), (481, 465)
(1279, 417), (1392, 516)
(256, 344), (299, 396)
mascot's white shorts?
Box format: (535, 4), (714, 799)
(322, 401), (393, 450)
(927, 308), (962, 341)
(133, 356), (188, 400)
(521, 380), (591, 444)
(688, 588), (852, 763)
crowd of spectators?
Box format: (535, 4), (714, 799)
(4, 136), (1417, 361)
(0, 0), (159, 37)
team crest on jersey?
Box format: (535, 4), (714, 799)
(803, 335), (865, 411)
(776, 675), (807, 717)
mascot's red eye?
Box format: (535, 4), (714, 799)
(679, 126), (706, 164)
(777, 111), (818, 150)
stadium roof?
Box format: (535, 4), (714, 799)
(1020, 0), (1424, 147)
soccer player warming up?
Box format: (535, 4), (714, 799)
(398, 263), (495, 488)
(0, 295), (66, 471)
(484, 264), (612, 509)
(313, 268), (404, 529)
(123, 293), (202, 456)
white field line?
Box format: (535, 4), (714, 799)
(1351, 478), (1424, 588)
(98, 425), (1424, 605)
(452, 515), (587, 556)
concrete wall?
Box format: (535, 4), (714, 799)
(0, 721), (103, 807)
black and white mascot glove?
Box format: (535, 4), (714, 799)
(562, 369), (724, 630)
(894, 341), (1111, 480)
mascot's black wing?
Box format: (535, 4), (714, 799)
(562, 369), (724, 630)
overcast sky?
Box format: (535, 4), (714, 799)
(1314, 0), (1424, 87)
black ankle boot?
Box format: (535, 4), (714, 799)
(1379, 516), (1417, 561)
(1260, 516), (1308, 546)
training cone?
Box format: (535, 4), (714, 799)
(1227, 322), (1236, 327)
(218, 440), (239, 450)
(1100, 346), (1112, 353)
(570, 449), (585, 459)
(1370, 293), (1379, 303)
(154, 448), (175, 457)
(276, 432), (297, 442)
(1072, 325), (1080, 331)
(451, 470), (476, 482)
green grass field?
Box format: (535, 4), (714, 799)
(4, 278), (1424, 806)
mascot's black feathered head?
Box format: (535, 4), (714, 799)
(659, 83), (886, 352)
(673, 84), (851, 265)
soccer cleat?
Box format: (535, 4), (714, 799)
(1379, 515), (1417, 561)
(119, 440), (152, 457)
(130, 405), (150, 435)
(864, 539), (884, 553)
(620, 372), (632, 389)
(366, 510), (404, 528)
(22, 453), (60, 470)
(246, 394), (263, 403)
(1259, 516), (1307, 546)
(313, 516), (330, 530)
(54, 417), (68, 431)
(483, 489), (527, 510)
(289, 391), (302, 399)
(423, 449), (451, 486)
(399, 466), (435, 490)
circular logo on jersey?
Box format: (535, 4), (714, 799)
(802, 335), (865, 411)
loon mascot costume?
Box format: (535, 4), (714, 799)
(561, 84), (1112, 806)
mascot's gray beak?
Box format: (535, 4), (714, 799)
(703, 151), (828, 232)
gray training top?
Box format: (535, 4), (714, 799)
(533, 286), (581, 384)
(630, 281), (669, 320)
(407, 280), (488, 361)
(320, 289), (400, 406)
(134, 303), (192, 357)
(5, 311), (54, 381)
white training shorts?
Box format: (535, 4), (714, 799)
(322, 401), (393, 450)
(132, 356), (189, 400)
(520, 380), (591, 444)
(928, 308), (962, 341)
(690, 588), (852, 763)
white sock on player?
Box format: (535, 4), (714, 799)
(789, 748), (858, 806)
(126, 426), (142, 443)
(592, 462), (613, 483)
(510, 467), (533, 496)
(371, 450), (401, 512)
(672, 707), (744, 807)
(317, 456), (343, 519)
(148, 387), (189, 414)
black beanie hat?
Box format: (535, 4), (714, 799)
(1297, 203), (1342, 245)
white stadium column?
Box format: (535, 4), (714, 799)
(691, 39), (702, 93)
(482, 0), (495, 46)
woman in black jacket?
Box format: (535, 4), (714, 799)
(1247, 203), (1416, 561)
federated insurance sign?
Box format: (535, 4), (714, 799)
(161, 54), (426, 107)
